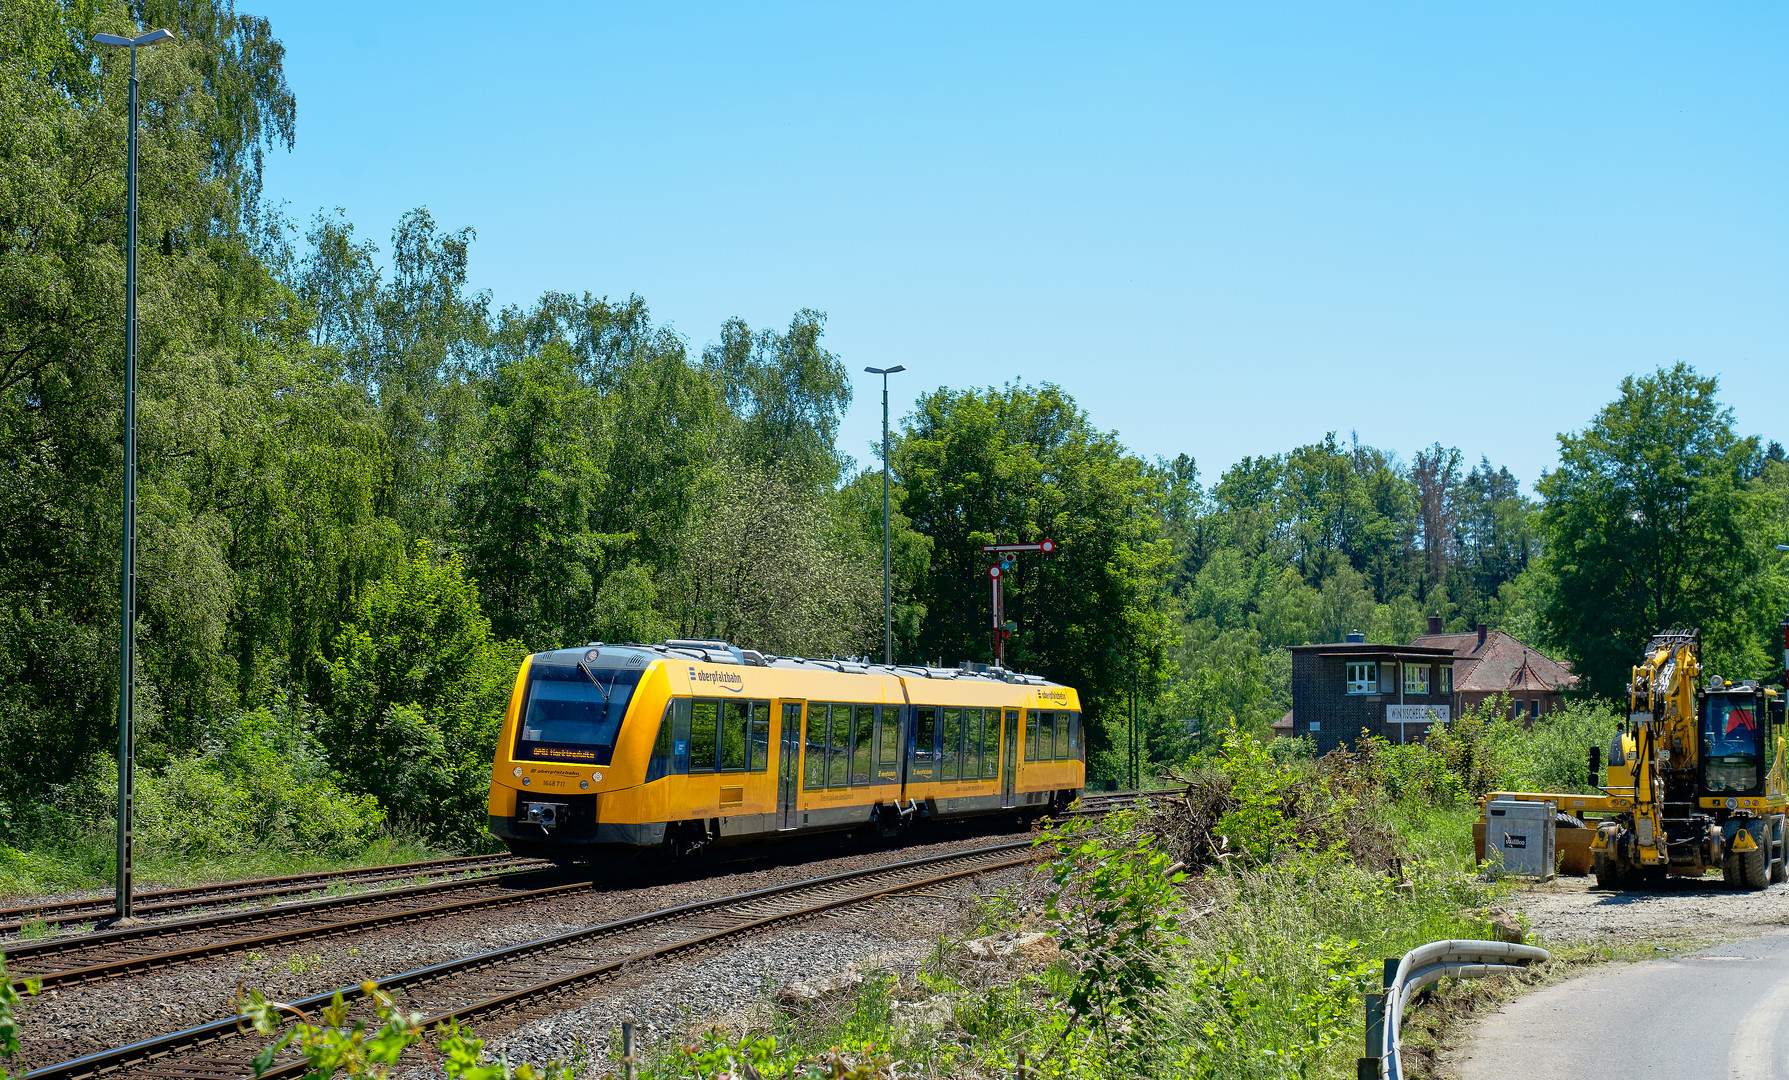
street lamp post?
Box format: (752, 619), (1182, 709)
(94, 26), (174, 926)
(864, 365), (905, 664)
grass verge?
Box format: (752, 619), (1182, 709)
(0, 832), (448, 900)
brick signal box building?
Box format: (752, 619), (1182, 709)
(1280, 617), (1578, 753)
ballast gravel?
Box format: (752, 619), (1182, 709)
(419, 870), (1020, 1076)
(11, 824), (1034, 1073)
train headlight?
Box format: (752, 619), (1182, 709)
(522, 777), (531, 786)
(1728, 797), (1738, 809)
(580, 780), (589, 789)
(513, 766), (523, 778)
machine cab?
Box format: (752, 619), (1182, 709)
(1699, 685), (1784, 799)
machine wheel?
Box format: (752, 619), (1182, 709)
(1592, 849), (1626, 890)
(1555, 813), (1586, 829)
(1723, 821), (1770, 891)
(1771, 817), (1788, 885)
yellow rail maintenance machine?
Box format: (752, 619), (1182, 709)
(1483, 629), (1786, 890)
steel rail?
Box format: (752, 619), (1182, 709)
(7, 873), (609, 989)
(7, 818), (1064, 985)
(24, 841), (1035, 1080)
(0, 853), (547, 934)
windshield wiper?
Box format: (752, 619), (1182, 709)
(576, 661), (611, 703)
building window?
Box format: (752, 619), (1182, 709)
(1439, 666), (1452, 694)
(1404, 665), (1429, 694)
(1346, 662), (1377, 694)
(1308, 721), (1320, 732)
(1530, 699), (1541, 719)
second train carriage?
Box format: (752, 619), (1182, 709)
(487, 639), (1085, 860)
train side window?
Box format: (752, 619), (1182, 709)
(720, 700), (749, 771)
(877, 705), (900, 769)
(912, 707), (937, 781)
(982, 710), (1000, 778)
(1034, 711), (1054, 760)
(749, 701), (770, 772)
(961, 708), (982, 779)
(827, 703), (851, 787)
(1067, 711), (1082, 761)
(690, 700), (719, 773)
(852, 704), (875, 785)
(803, 704), (826, 790)
(1053, 708), (1068, 759)
(941, 707), (962, 781)
(1025, 710), (1039, 761)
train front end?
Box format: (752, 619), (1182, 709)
(487, 645), (673, 860)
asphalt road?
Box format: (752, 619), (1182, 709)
(1455, 931), (1789, 1079)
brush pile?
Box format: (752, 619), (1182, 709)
(1144, 745), (1398, 874)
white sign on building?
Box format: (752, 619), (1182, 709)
(1385, 704), (1450, 725)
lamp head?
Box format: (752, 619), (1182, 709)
(93, 28), (174, 48)
(863, 365), (907, 376)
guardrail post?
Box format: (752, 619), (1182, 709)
(621, 1021), (636, 1080)
(1364, 991), (1385, 1046)
(1357, 956), (1399, 1078)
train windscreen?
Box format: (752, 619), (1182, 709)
(514, 658), (645, 766)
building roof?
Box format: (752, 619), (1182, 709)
(1406, 630), (1579, 693)
(1286, 641), (1456, 658)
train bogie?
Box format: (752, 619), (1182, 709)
(487, 641), (1085, 861)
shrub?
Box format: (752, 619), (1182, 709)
(1039, 809), (1187, 1039)
(133, 702), (385, 858)
(1354, 695), (1624, 807)
(325, 543), (524, 844)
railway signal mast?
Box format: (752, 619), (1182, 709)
(981, 539), (1057, 668)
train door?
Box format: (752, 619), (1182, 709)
(1001, 709), (1020, 808)
(778, 701), (804, 830)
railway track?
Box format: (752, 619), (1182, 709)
(0, 864), (588, 989)
(23, 841), (1035, 1080)
(1072, 788), (1177, 814)
(0, 853), (548, 936)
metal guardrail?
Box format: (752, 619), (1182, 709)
(1358, 938), (1550, 1080)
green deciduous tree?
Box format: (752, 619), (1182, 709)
(1538, 363), (1774, 694)
(895, 383), (1176, 753)
(661, 461), (880, 657)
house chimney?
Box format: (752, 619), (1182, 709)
(1345, 630), (1366, 644)
(1477, 623), (1488, 648)
(1427, 614), (1443, 635)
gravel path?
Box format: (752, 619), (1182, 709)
(11, 825), (1035, 1072)
(1508, 874), (1789, 944)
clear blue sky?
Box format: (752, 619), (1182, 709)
(254, 2), (1787, 493)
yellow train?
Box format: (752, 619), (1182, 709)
(486, 639), (1086, 859)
